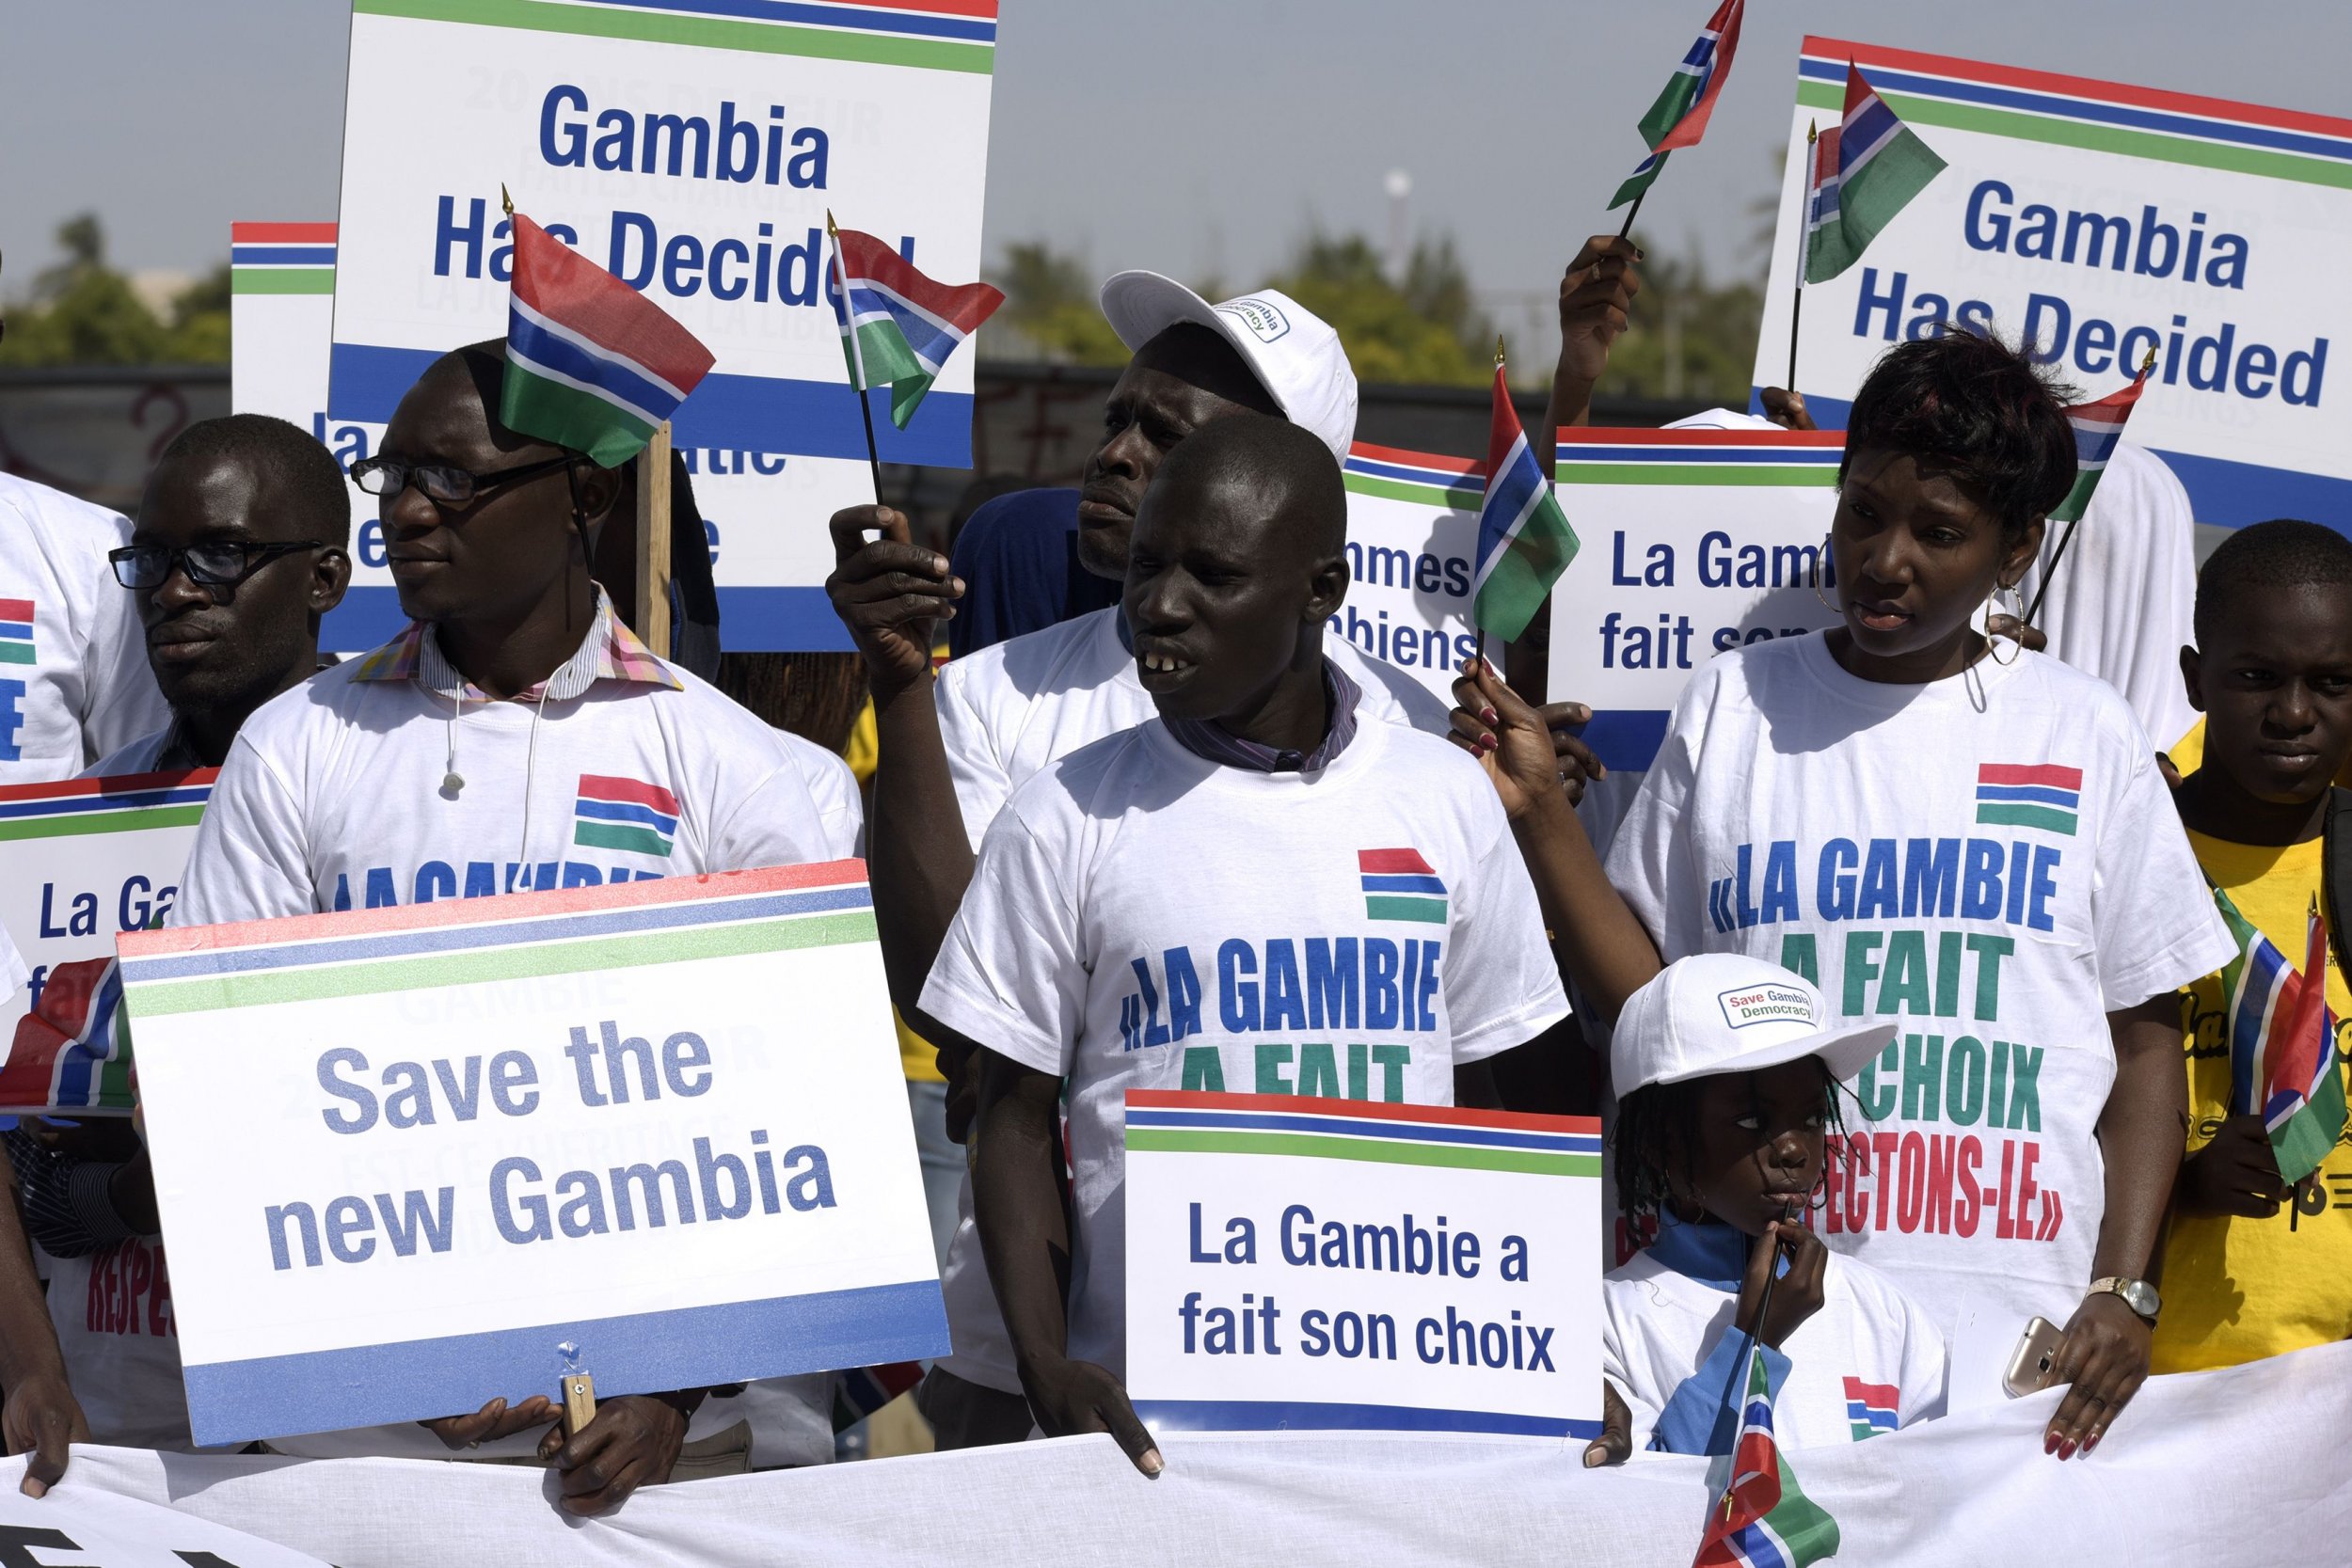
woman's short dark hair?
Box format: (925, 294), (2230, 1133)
(1838, 329), (2079, 539)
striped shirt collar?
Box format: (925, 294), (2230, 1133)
(348, 588), (680, 701)
(1162, 658), (1361, 773)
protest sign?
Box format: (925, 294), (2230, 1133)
(1123, 1092), (1601, 1437)
(1545, 428), (1842, 771)
(232, 222), (866, 651)
(1756, 35), (2352, 527)
(326, 0), (997, 473)
(119, 863), (946, 1447)
(1334, 444), (1482, 704)
(0, 769), (211, 1116)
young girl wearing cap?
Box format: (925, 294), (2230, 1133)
(1581, 955), (1943, 1463)
(1455, 330), (2233, 1462)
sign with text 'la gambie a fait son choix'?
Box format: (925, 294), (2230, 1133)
(1123, 1092), (1603, 1438)
(118, 863), (946, 1447)
(1756, 35), (2352, 527)
(324, 2), (994, 493)
(231, 223), (871, 653)
(1546, 428), (1843, 773)
(0, 769), (213, 1117)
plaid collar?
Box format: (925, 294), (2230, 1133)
(348, 588), (680, 701)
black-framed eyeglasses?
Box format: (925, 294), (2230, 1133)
(348, 453), (577, 509)
(109, 540), (326, 594)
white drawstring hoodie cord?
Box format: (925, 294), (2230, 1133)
(441, 677), (556, 887)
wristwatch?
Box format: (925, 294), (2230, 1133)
(2087, 1276), (2161, 1323)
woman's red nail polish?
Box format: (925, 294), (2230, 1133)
(2043, 1433), (2059, 1456)
(1482, 708), (1500, 724)
(2058, 1439), (2076, 1460)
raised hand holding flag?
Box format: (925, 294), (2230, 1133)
(1609, 0), (1746, 229)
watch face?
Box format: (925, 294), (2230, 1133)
(2113, 1280), (2160, 1318)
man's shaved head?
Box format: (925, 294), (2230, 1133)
(1145, 413), (1347, 569)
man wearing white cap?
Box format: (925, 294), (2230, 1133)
(1585, 954), (1946, 1463)
(824, 275), (1448, 1447)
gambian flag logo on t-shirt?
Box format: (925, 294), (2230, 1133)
(1973, 763), (2080, 836)
(0, 599), (34, 665)
(572, 774), (679, 858)
(1842, 1375), (1899, 1441)
(1359, 848), (1446, 924)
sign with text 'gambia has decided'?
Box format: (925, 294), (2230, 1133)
(1546, 428), (1842, 771)
(233, 222), (869, 650)
(0, 770), (212, 1117)
(120, 864), (945, 1447)
(1124, 1093), (1602, 1437)
(1757, 36), (2352, 527)
(328, 0), (996, 468)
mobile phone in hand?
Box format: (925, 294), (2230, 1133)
(2002, 1317), (2066, 1398)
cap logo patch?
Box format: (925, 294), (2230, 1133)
(1218, 297), (1290, 342)
(1718, 984), (1813, 1029)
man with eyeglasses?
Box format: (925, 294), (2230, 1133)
(166, 341), (850, 1513)
(0, 414), (354, 1492)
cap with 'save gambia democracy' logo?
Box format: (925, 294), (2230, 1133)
(1611, 952), (1895, 1095)
(1096, 270), (1359, 464)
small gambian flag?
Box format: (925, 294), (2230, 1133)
(1693, 1346), (1840, 1568)
(501, 210), (716, 467)
(1804, 64), (1947, 284)
(2049, 359), (2154, 524)
(1473, 360), (1578, 643)
(2215, 892), (2347, 1185)
(573, 774), (680, 859)
(0, 598), (33, 666)
(1609, 0), (1745, 210)
(827, 216), (1004, 430)
(0, 957), (133, 1116)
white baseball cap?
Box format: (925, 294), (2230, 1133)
(1612, 954), (1895, 1097)
(1097, 272), (1359, 464)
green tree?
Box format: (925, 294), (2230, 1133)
(1587, 235), (1763, 404)
(1, 213), (229, 368)
(1272, 231), (1490, 387)
(993, 240), (1129, 366)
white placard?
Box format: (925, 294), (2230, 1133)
(1758, 35), (2352, 528)
(1546, 428), (1843, 770)
(326, 0), (997, 475)
(1332, 443), (1483, 703)
(120, 863), (946, 1446)
(1123, 1092), (1601, 1438)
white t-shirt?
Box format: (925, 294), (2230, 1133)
(0, 473), (171, 782)
(2015, 443), (2200, 754)
(1604, 1215), (1946, 1454)
(179, 654), (852, 928)
(171, 610), (853, 1461)
(929, 608), (1456, 1393)
(44, 1239), (201, 1451)
(921, 716), (1568, 1382)
(1603, 635), (2233, 1335)
(936, 606), (1454, 845)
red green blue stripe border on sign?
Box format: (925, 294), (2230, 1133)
(1343, 441), (1484, 511)
(1553, 427), (1844, 486)
(1123, 1091), (1602, 1176)
(354, 0), (994, 74)
(1798, 34), (2352, 183)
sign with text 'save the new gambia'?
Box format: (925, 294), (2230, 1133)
(1545, 428), (1842, 772)
(1123, 1093), (1603, 1438)
(119, 863), (946, 1447)
(232, 222), (869, 651)
(1756, 35), (2352, 527)
(326, 0), (997, 470)
(0, 770), (212, 1117)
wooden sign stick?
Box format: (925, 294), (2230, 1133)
(635, 422), (674, 655)
(563, 1372), (597, 1438)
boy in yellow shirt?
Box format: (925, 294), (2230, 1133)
(2156, 519), (2352, 1370)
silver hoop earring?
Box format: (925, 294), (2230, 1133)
(1986, 582), (2026, 666)
(1811, 532), (1836, 611)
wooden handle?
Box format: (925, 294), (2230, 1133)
(562, 1372), (596, 1437)
(634, 423), (674, 655)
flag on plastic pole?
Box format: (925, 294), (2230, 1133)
(826, 220), (1004, 430)
(499, 203), (716, 467)
(1472, 349), (1578, 643)
(2215, 891), (2348, 1184)
(1692, 1344), (1842, 1568)
(1803, 64), (1947, 284)
(1608, 0), (1746, 209)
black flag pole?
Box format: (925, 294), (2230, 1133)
(2021, 346), (2158, 628)
(1615, 188), (1647, 242)
(825, 210), (886, 504)
(1787, 123), (1816, 391)
(1715, 1199), (1802, 1522)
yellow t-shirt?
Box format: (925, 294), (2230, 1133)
(2151, 831), (2352, 1371)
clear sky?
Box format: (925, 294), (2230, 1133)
(6, 1), (2349, 307)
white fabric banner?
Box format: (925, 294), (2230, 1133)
(8, 1341), (2346, 1567)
